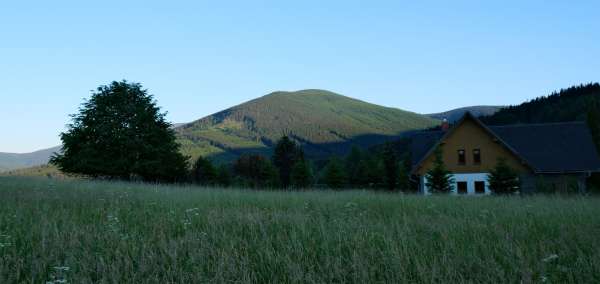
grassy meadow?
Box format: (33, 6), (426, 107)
(0, 177), (599, 283)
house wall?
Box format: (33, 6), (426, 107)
(521, 173), (588, 194)
(415, 118), (532, 176)
(420, 173), (492, 195)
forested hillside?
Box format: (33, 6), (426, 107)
(481, 83), (600, 125)
(176, 89), (438, 161)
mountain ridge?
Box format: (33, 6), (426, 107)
(0, 146), (61, 172)
(426, 105), (503, 122)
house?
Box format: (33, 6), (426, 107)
(409, 112), (600, 194)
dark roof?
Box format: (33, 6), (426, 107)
(409, 121), (600, 173)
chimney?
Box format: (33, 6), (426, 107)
(441, 118), (449, 131)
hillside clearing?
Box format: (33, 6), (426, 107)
(0, 177), (599, 283)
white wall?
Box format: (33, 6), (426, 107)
(421, 173), (491, 195)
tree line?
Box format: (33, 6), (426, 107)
(49, 80), (593, 194)
(190, 138), (415, 191)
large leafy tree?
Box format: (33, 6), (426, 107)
(51, 81), (188, 182)
(425, 147), (454, 193)
(488, 158), (521, 195)
(272, 136), (303, 188)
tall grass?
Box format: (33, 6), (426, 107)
(0, 177), (599, 283)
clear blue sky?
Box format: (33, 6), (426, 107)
(1, 1), (598, 153)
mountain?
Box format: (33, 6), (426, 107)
(427, 106), (502, 122)
(0, 146), (61, 172)
(175, 89), (438, 161)
(481, 83), (600, 125)
(0, 90), (438, 170)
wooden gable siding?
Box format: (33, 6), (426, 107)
(415, 118), (532, 176)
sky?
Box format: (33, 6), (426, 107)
(0, 1), (599, 153)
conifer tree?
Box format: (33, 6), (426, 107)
(234, 154), (280, 188)
(272, 136), (303, 188)
(192, 156), (217, 185)
(324, 157), (346, 190)
(216, 164), (232, 187)
(291, 159), (312, 188)
(586, 98), (600, 152)
(488, 158), (521, 195)
(397, 160), (411, 191)
(425, 147), (454, 193)
(345, 146), (363, 187)
(382, 143), (399, 191)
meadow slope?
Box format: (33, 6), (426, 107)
(0, 177), (599, 283)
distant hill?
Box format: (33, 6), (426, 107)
(481, 83), (600, 125)
(0, 146), (61, 172)
(427, 106), (502, 122)
(176, 89), (438, 161)
(0, 164), (67, 178)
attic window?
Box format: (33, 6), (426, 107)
(473, 149), (481, 164)
(457, 149), (466, 165)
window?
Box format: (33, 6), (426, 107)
(473, 149), (481, 164)
(457, 149), (466, 165)
(457, 182), (468, 194)
(475, 181), (485, 194)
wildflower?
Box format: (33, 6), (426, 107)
(542, 254), (559, 263)
(53, 266), (70, 271)
(344, 202), (357, 208)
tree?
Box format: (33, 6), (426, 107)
(50, 81), (188, 182)
(234, 154), (279, 188)
(586, 98), (600, 192)
(291, 159), (312, 188)
(586, 98), (600, 152)
(216, 164), (232, 187)
(425, 147), (454, 193)
(345, 146), (363, 187)
(191, 156), (217, 185)
(382, 143), (399, 191)
(358, 156), (384, 188)
(272, 136), (303, 188)
(323, 157), (346, 190)
(397, 160), (411, 191)
(488, 158), (521, 195)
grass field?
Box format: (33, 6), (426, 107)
(0, 177), (599, 283)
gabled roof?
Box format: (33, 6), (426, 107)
(409, 112), (600, 174)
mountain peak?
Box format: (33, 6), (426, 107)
(176, 90), (437, 162)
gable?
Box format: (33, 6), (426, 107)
(413, 117), (531, 176)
